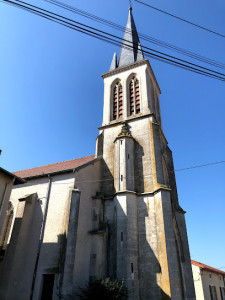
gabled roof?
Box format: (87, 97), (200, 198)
(118, 7), (144, 68)
(191, 260), (225, 275)
(13, 155), (96, 179)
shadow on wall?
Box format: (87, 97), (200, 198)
(100, 159), (115, 197)
(115, 197), (171, 299)
(0, 193), (68, 300)
(134, 140), (144, 193)
(0, 193), (44, 299)
(137, 198), (171, 300)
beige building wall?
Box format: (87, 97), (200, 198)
(192, 264), (225, 300)
(192, 265), (205, 300)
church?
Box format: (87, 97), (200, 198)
(0, 7), (196, 300)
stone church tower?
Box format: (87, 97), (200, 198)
(95, 7), (196, 300)
(0, 7), (195, 300)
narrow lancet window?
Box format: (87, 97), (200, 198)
(113, 82), (123, 120)
(129, 77), (140, 115)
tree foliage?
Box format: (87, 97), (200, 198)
(77, 277), (128, 300)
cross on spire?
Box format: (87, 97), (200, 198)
(129, 0), (132, 9)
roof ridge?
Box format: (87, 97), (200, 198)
(13, 154), (95, 173)
(191, 260), (225, 274)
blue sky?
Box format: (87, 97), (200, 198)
(1, 0), (225, 269)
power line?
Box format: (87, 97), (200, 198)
(43, 0), (225, 70)
(2, 0), (225, 81)
(174, 160), (225, 172)
(35, 160), (225, 184)
(135, 0), (225, 39)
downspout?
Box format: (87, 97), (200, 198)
(30, 175), (52, 300)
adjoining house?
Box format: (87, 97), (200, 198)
(192, 260), (225, 300)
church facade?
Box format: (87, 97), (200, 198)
(0, 8), (196, 300)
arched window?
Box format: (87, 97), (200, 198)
(113, 82), (123, 120)
(129, 77), (140, 115)
(0, 202), (14, 259)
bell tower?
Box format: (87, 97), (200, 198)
(96, 7), (196, 300)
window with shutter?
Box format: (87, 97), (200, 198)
(129, 77), (140, 116)
(113, 82), (123, 120)
(220, 287), (225, 300)
(209, 285), (218, 300)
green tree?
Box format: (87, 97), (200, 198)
(77, 277), (128, 300)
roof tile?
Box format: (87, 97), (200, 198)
(13, 155), (96, 179)
(191, 260), (225, 275)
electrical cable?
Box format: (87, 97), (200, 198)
(3, 0), (225, 80)
(21, 160), (225, 183)
(135, 0), (225, 39)
(2, 0), (225, 82)
(43, 0), (225, 70)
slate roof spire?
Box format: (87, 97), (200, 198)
(118, 6), (144, 68)
(109, 51), (117, 71)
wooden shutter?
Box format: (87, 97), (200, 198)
(118, 84), (123, 118)
(113, 83), (123, 120)
(135, 79), (140, 114)
(130, 80), (134, 115)
(130, 77), (140, 116)
(113, 85), (118, 120)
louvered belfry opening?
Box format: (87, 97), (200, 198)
(113, 82), (123, 120)
(130, 77), (140, 115)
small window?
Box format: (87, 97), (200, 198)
(131, 263), (134, 273)
(209, 285), (217, 300)
(220, 287), (225, 300)
(209, 273), (212, 278)
(41, 274), (55, 300)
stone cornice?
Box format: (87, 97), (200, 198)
(114, 190), (137, 196)
(101, 58), (161, 94)
(98, 113), (153, 130)
(113, 186), (171, 197)
(137, 185), (171, 196)
(102, 59), (148, 78)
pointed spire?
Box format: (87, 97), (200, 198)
(118, 7), (144, 68)
(109, 51), (117, 71)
